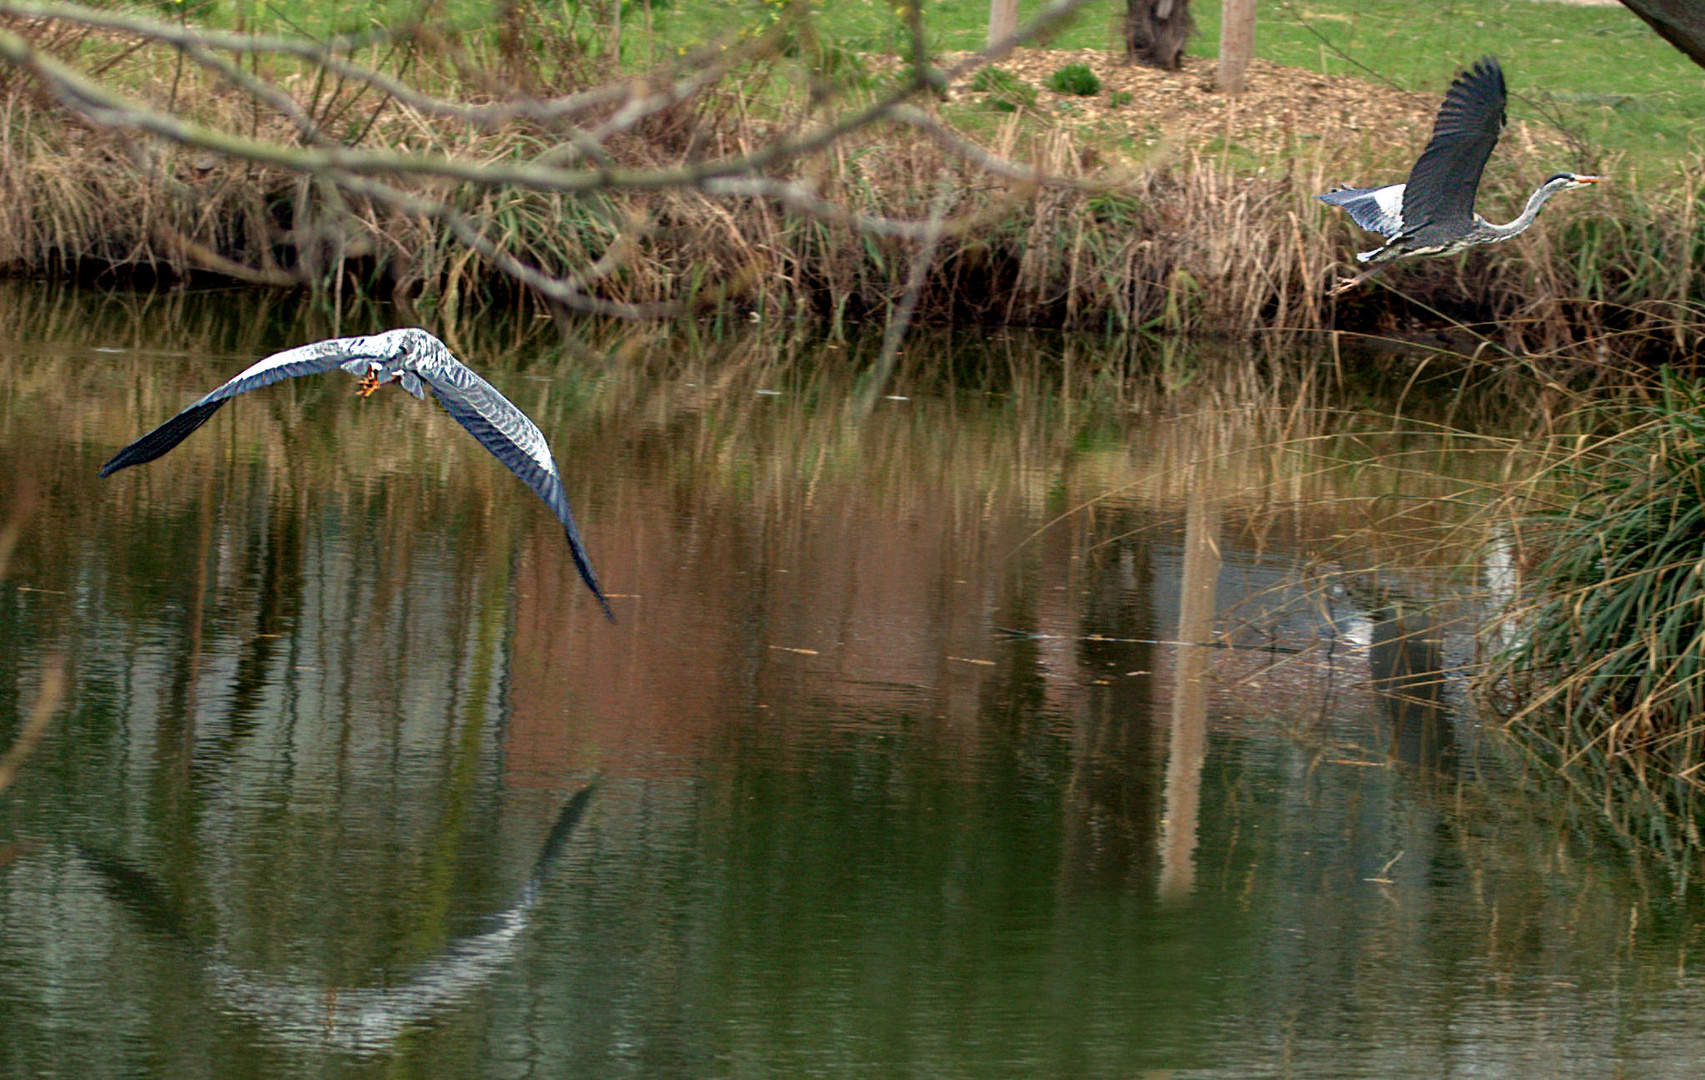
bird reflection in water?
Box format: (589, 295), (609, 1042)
(81, 783), (596, 1055)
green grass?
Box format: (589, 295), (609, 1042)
(1046, 61), (1101, 95)
(1239, 0), (1705, 168)
(216, 0), (1705, 166)
(969, 66), (1039, 110)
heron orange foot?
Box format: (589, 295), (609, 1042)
(357, 373), (382, 397)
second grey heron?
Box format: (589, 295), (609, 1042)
(100, 327), (615, 621)
(1318, 56), (1603, 295)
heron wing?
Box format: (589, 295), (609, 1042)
(420, 363), (614, 621)
(1399, 56), (1505, 236)
(99, 338), (372, 477)
(1318, 184), (1406, 239)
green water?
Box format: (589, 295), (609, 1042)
(0, 283), (1700, 1078)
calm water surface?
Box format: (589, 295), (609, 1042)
(1, 284), (1703, 1078)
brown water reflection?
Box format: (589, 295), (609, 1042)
(2, 283), (1705, 1078)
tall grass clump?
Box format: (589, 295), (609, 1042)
(969, 67), (1036, 111)
(1045, 63), (1099, 96)
(1481, 372), (1705, 785)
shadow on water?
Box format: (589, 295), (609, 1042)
(2, 282), (1705, 1076)
(1367, 599), (1457, 774)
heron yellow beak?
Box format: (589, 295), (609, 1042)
(1576, 175), (1607, 185)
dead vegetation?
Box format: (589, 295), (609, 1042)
(0, 16), (1696, 367)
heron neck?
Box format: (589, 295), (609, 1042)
(1484, 182), (1565, 238)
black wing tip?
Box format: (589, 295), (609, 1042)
(571, 538), (617, 623)
(527, 780), (599, 886)
(1457, 55), (1504, 95)
(99, 400), (228, 478)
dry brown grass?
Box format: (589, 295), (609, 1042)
(0, 24), (1698, 368)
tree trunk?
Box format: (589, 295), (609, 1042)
(1125, 0), (1195, 71)
(988, 0), (1019, 49)
(1617, 0), (1705, 68)
(1216, 0), (1255, 93)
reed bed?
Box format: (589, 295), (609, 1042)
(1479, 376), (1705, 762)
(1455, 371), (1705, 867)
(2, 18), (1704, 366)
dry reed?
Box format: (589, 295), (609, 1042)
(0, 18), (1700, 368)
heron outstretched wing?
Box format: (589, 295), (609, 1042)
(1400, 56), (1506, 235)
(1318, 184), (1406, 239)
(100, 328), (615, 621)
(98, 338), (384, 477)
(413, 354), (615, 621)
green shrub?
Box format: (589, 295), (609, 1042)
(1109, 90), (1133, 108)
(1047, 63), (1100, 96)
(969, 67), (1036, 112)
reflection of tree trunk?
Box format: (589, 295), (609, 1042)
(1125, 0), (1195, 71)
(1059, 533), (1159, 893)
(224, 503), (303, 736)
(1159, 481), (1218, 901)
(1368, 604), (1455, 772)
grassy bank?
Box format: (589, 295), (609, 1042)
(0, 2), (1703, 367)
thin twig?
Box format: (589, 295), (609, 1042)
(860, 170), (955, 410)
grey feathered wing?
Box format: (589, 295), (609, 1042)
(419, 360), (615, 621)
(102, 332), (615, 620)
(1399, 56), (1506, 237)
(98, 339), (374, 477)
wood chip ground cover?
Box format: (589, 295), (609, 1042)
(917, 49), (1573, 164)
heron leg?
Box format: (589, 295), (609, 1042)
(1327, 262), (1390, 297)
(356, 372), (383, 397)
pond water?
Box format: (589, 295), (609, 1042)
(1, 283), (1703, 1078)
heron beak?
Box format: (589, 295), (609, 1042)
(1575, 175), (1607, 185)
(357, 373), (383, 397)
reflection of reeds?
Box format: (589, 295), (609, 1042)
(0, 657), (60, 805)
(7, 279), (1529, 576)
(0, 481), (58, 810)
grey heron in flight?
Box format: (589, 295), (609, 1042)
(1319, 56), (1602, 296)
(100, 328), (615, 621)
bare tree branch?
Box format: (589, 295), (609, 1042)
(0, 0), (751, 129)
(0, 0), (1103, 319)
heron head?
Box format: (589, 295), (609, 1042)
(334, 329), (429, 396)
(364, 329), (430, 399)
(1547, 173), (1606, 190)
(365, 328), (416, 367)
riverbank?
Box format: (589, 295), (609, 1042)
(0, 25), (1698, 370)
